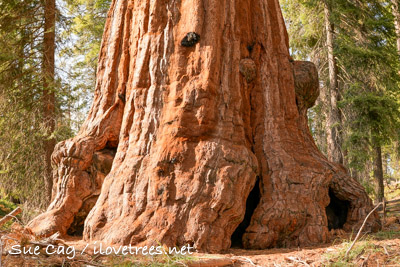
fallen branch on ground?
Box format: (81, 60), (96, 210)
(0, 207), (21, 227)
(345, 202), (382, 259)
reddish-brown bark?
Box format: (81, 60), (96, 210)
(28, 0), (380, 252)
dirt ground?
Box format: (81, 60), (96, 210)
(1, 225), (400, 267)
(224, 237), (400, 266)
(1, 204), (400, 267)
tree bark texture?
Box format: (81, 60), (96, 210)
(323, 0), (343, 165)
(43, 0), (56, 204)
(28, 0), (380, 252)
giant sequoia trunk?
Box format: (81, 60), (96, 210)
(28, 0), (380, 252)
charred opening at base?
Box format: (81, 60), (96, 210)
(67, 196), (98, 236)
(231, 177), (260, 248)
(326, 188), (350, 230)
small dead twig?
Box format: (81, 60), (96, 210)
(286, 256), (310, 266)
(361, 254), (370, 267)
(234, 256), (262, 267)
(90, 254), (101, 262)
(0, 207), (22, 227)
(345, 202), (383, 259)
(382, 245), (389, 256)
(39, 232), (66, 246)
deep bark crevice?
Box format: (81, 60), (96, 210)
(67, 148), (116, 236)
(326, 188), (350, 230)
(231, 177), (261, 248)
(105, 140), (119, 150)
(67, 196), (97, 236)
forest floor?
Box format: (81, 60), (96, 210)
(1, 190), (400, 266)
(1, 226), (400, 267)
(1, 214), (400, 266)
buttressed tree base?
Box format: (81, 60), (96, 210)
(28, 0), (381, 252)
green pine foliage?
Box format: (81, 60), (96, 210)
(281, 0), (400, 195)
(59, 0), (111, 130)
(0, 0), (110, 210)
(0, 0), (48, 207)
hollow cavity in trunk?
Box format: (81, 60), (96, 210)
(326, 188), (350, 230)
(231, 178), (261, 248)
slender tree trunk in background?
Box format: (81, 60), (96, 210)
(373, 143), (385, 203)
(28, 0), (380, 252)
(309, 51), (327, 154)
(312, 90), (326, 152)
(387, 0), (400, 196)
(323, 0), (343, 164)
(392, 0), (400, 57)
(42, 0), (56, 204)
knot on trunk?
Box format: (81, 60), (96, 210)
(181, 32), (200, 47)
(51, 137), (95, 169)
(293, 61), (319, 109)
(239, 58), (257, 83)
